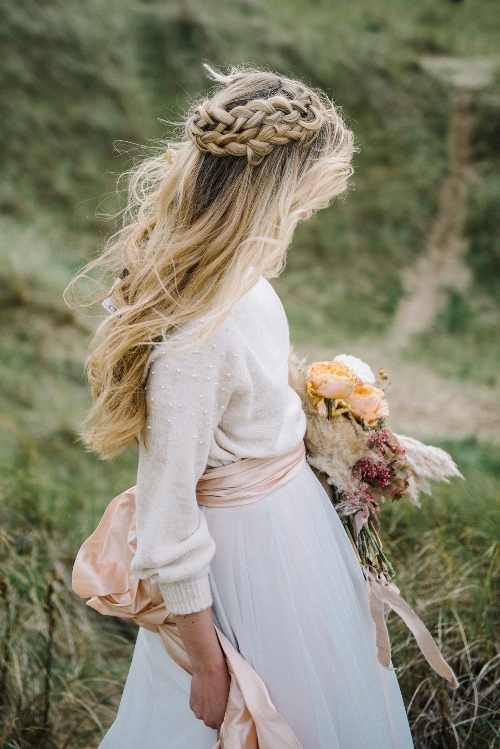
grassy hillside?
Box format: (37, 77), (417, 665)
(1, 0), (499, 746)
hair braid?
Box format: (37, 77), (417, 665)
(186, 94), (328, 166)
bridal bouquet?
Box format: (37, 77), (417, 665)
(289, 352), (462, 686)
(289, 353), (462, 583)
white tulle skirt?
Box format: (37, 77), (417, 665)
(99, 464), (414, 749)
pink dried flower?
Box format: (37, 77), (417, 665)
(351, 428), (412, 503)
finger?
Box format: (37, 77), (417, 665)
(204, 719), (220, 729)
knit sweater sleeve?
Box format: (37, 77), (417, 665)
(130, 330), (238, 615)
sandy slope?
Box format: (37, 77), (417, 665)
(388, 57), (499, 346)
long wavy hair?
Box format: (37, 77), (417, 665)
(69, 65), (355, 458)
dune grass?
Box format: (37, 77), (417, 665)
(0, 525), (134, 749)
(384, 440), (500, 748)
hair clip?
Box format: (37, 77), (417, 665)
(102, 277), (122, 315)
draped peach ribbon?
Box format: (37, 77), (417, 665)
(350, 510), (458, 688)
(364, 567), (459, 688)
(73, 445), (307, 749)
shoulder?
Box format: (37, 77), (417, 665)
(144, 278), (286, 379)
(234, 277), (287, 322)
(232, 277), (289, 341)
(237, 277), (283, 310)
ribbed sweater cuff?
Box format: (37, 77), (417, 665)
(159, 575), (213, 616)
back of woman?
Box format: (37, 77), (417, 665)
(71, 65), (414, 749)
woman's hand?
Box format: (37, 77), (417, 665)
(190, 657), (230, 729)
(175, 607), (230, 729)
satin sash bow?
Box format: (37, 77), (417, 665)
(73, 445), (307, 749)
(365, 567), (458, 688)
(352, 512), (458, 688)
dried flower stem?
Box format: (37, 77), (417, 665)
(0, 578), (11, 707)
(42, 573), (56, 743)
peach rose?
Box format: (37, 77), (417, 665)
(346, 383), (389, 427)
(306, 361), (358, 402)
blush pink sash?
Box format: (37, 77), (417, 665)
(73, 443), (306, 749)
(196, 442), (306, 506)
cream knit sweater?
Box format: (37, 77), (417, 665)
(131, 279), (306, 615)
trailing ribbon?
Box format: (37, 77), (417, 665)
(364, 566), (459, 689)
(88, 587), (304, 749)
(73, 478), (305, 748)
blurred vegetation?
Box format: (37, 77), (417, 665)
(0, 0), (145, 216)
(0, 527), (134, 749)
(1, 0), (499, 746)
(386, 442), (500, 748)
(466, 84), (500, 299)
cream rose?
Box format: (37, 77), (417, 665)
(346, 383), (389, 426)
(333, 355), (375, 384)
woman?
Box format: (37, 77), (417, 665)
(75, 66), (414, 748)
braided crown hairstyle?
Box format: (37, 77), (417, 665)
(186, 85), (327, 166)
(70, 65), (355, 457)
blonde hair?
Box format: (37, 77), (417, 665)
(70, 65), (355, 458)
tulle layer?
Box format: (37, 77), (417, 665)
(100, 464), (413, 749)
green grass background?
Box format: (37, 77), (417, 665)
(0, 0), (499, 746)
